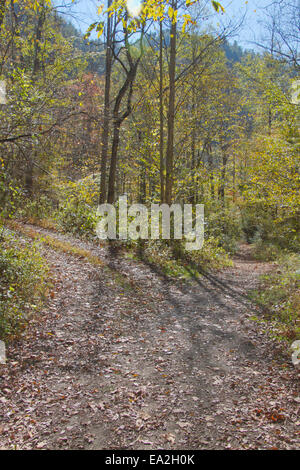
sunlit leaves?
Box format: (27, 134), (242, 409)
(212, 1), (225, 13)
(13, 0), (51, 13)
(97, 3), (105, 15)
(168, 6), (177, 23)
(86, 0), (225, 37)
(84, 21), (98, 40)
(243, 134), (300, 219)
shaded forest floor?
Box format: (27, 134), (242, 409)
(0, 224), (299, 450)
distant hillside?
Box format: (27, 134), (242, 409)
(57, 14), (106, 74)
(222, 40), (256, 64)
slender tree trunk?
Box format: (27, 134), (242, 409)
(218, 152), (228, 206)
(165, 0), (177, 205)
(140, 164), (146, 204)
(107, 120), (121, 203)
(10, 0), (16, 62)
(137, 130), (146, 203)
(190, 67), (196, 204)
(190, 127), (196, 204)
(268, 107), (272, 135)
(107, 59), (139, 203)
(0, 0), (6, 29)
(159, 20), (165, 203)
(106, 16), (143, 203)
(232, 153), (236, 202)
(24, 158), (34, 196)
(122, 171), (126, 193)
(99, 0), (112, 204)
(32, 4), (46, 78)
(25, 3), (46, 196)
(209, 150), (214, 200)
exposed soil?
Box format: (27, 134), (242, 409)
(0, 226), (299, 450)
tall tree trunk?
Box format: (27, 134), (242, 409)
(25, 2), (46, 196)
(107, 120), (121, 203)
(0, 0), (6, 29)
(24, 158), (34, 196)
(159, 20), (165, 203)
(218, 152), (228, 206)
(137, 130), (146, 203)
(208, 148), (214, 200)
(10, 0), (16, 62)
(268, 107), (272, 135)
(190, 126), (196, 204)
(32, 4), (46, 78)
(106, 17), (143, 204)
(140, 164), (146, 204)
(232, 153), (236, 202)
(165, 0), (177, 205)
(99, 0), (112, 204)
(107, 60), (139, 203)
(190, 58), (196, 204)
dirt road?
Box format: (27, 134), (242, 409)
(0, 226), (299, 449)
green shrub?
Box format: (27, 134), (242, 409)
(252, 241), (283, 261)
(240, 204), (265, 243)
(250, 253), (300, 341)
(16, 194), (56, 222)
(0, 167), (20, 222)
(131, 236), (232, 278)
(190, 236), (233, 269)
(240, 203), (300, 251)
(55, 197), (98, 239)
(0, 234), (49, 339)
(206, 207), (242, 253)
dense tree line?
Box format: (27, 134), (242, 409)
(0, 0), (298, 251)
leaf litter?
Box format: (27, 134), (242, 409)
(0, 226), (299, 450)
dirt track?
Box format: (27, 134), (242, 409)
(0, 226), (299, 450)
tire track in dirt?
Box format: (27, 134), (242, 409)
(0, 225), (299, 449)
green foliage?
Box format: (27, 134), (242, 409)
(242, 135), (299, 219)
(238, 131), (300, 252)
(132, 236), (232, 279)
(206, 206), (242, 253)
(59, 176), (99, 207)
(251, 254), (300, 341)
(240, 200), (299, 252)
(0, 235), (49, 339)
(188, 236), (233, 269)
(55, 197), (98, 239)
(252, 241), (283, 262)
(51, 177), (98, 238)
(0, 163), (20, 222)
(16, 195), (56, 222)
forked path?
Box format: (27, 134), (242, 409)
(0, 225), (299, 449)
